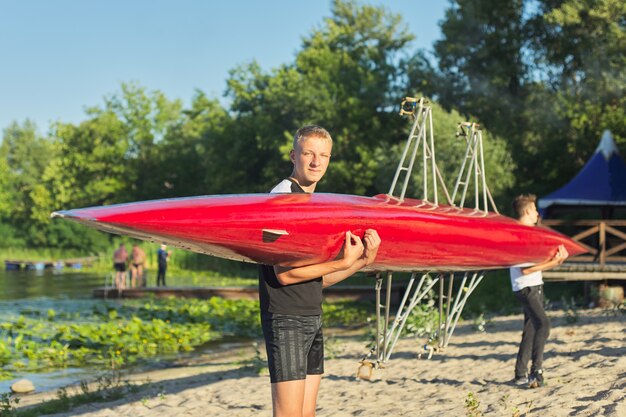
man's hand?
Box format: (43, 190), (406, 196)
(553, 244), (569, 264)
(341, 231), (364, 267)
(522, 243), (569, 275)
(321, 230), (379, 288)
(362, 229), (381, 266)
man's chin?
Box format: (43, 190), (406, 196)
(304, 175), (323, 183)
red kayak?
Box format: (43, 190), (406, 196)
(52, 193), (586, 272)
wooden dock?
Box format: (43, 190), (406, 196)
(543, 262), (626, 281)
(93, 284), (405, 303)
(5, 256), (99, 271)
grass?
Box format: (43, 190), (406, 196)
(464, 392), (482, 417)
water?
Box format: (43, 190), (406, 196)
(0, 269), (104, 301)
(0, 268), (257, 301)
(0, 269), (105, 393)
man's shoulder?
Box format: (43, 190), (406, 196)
(270, 179), (294, 193)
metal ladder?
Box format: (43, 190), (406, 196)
(451, 122), (499, 214)
(388, 97), (452, 205)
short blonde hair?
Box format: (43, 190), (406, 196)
(512, 194), (537, 219)
(293, 125), (332, 149)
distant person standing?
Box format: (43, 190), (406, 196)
(156, 244), (171, 287)
(510, 194), (568, 388)
(130, 244), (147, 287)
(113, 243), (128, 289)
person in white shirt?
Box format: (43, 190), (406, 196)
(510, 194), (568, 388)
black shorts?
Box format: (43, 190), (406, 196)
(261, 311), (324, 383)
(114, 262), (126, 272)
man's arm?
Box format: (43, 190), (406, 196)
(522, 244), (568, 275)
(322, 229), (381, 288)
(273, 231), (364, 285)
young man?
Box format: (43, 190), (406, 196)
(156, 244), (171, 287)
(510, 194), (568, 388)
(259, 125), (381, 417)
(112, 243), (128, 289)
(130, 244), (146, 287)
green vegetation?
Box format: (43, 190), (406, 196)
(414, 0), (626, 198)
(463, 270), (519, 315)
(0, 297), (373, 381)
(464, 392), (482, 417)
(402, 304), (440, 339)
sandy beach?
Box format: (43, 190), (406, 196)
(16, 308), (626, 417)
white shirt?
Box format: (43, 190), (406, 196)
(509, 263), (543, 292)
(271, 179), (294, 193)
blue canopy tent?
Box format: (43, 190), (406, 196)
(539, 130), (626, 219)
(539, 131), (626, 298)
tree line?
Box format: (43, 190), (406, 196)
(1, 0), (624, 252)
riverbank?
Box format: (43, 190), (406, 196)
(12, 308), (625, 417)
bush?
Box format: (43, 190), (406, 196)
(0, 223), (26, 248)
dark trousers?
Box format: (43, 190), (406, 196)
(514, 285), (550, 377)
(157, 266), (167, 287)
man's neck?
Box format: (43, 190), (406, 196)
(289, 176), (316, 193)
(519, 216), (536, 226)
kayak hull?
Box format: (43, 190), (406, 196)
(52, 193), (587, 272)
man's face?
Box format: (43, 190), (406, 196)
(526, 203), (539, 224)
(290, 136), (332, 186)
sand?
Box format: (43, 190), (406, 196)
(15, 308), (626, 416)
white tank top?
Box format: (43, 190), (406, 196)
(509, 264), (543, 292)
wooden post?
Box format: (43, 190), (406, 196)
(599, 221), (606, 266)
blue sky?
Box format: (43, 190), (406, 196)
(0, 0), (448, 134)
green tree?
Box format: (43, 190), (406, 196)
(0, 120), (54, 227)
(522, 0), (626, 189)
(373, 100), (515, 208)
(45, 111), (130, 210)
(0, 133), (16, 223)
(429, 0), (528, 136)
(225, 0), (415, 195)
(224, 0), (516, 200)
(157, 91), (232, 196)
(44, 82), (185, 209)
(417, 0), (625, 195)
(95, 82), (184, 199)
